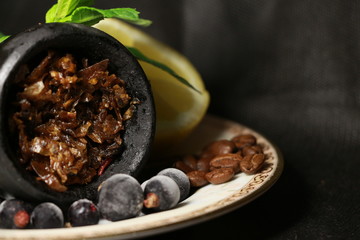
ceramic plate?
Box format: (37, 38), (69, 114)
(0, 115), (283, 240)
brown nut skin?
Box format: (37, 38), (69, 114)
(186, 171), (208, 187)
(197, 157), (212, 172)
(174, 160), (194, 173)
(209, 153), (242, 173)
(240, 153), (266, 174)
(231, 134), (257, 149)
(205, 168), (235, 185)
(200, 140), (236, 158)
(182, 154), (198, 171)
(242, 145), (263, 156)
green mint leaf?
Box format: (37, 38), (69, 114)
(47, 0), (79, 22)
(77, 0), (95, 9)
(60, 7), (151, 26)
(46, 0), (94, 23)
(127, 47), (201, 93)
(0, 36), (10, 43)
(59, 6), (103, 26)
(96, 8), (152, 26)
(45, 3), (59, 22)
(56, 0), (78, 19)
(56, 0), (95, 20)
(0, 32), (10, 43)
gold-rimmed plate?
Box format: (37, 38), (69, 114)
(0, 115), (283, 240)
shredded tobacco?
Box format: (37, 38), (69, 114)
(12, 50), (136, 192)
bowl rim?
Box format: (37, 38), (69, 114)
(0, 22), (155, 207)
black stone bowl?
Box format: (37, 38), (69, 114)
(0, 23), (155, 207)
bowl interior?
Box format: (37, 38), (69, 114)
(0, 23), (155, 207)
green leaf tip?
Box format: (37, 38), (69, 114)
(0, 32), (10, 43)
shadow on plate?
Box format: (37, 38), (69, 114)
(144, 162), (310, 240)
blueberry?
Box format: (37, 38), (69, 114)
(143, 175), (180, 211)
(68, 199), (100, 227)
(0, 199), (33, 229)
(30, 202), (63, 229)
(98, 174), (143, 221)
(157, 168), (191, 201)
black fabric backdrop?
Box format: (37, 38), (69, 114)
(0, 1), (359, 239)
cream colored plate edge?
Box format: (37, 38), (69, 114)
(0, 115), (284, 240)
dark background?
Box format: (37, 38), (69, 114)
(1, 1), (359, 239)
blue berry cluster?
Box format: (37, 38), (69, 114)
(0, 168), (190, 229)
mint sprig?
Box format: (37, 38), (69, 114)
(57, 7), (151, 26)
(45, 0), (151, 27)
(0, 0), (199, 92)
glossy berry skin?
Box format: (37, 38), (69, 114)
(143, 175), (180, 211)
(30, 202), (64, 229)
(157, 168), (191, 201)
(68, 199), (100, 227)
(0, 199), (33, 229)
(98, 174), (143, 221)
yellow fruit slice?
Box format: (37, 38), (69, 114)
(93, 19), (210, 155)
